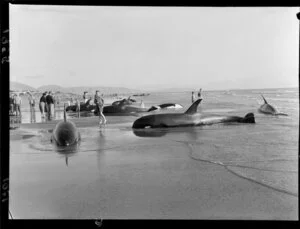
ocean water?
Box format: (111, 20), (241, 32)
(9, 88), (298, 219)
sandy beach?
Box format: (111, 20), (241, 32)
(8, 6), (298, 220)
(9, 110), (298, 219)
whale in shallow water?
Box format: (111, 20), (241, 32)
(148, 103), (183, 112)
(132, 99), (255, 129)
(112, 97), (136, 106)
(51, 104), (81, 146)
(102, 99), (148, 115)
(258, 95), (288, 116)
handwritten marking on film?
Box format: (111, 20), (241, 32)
(95, 219), (103, 227)
(2, 178), (9, 203)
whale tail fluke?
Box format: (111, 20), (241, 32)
(185, 99), (202, 115)
(261, 94), (268, 104)
(64, 103), (67, 122)
(241, 113), (255, 123)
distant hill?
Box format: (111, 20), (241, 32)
(147, 87), (195, 93)
(37, 85), (65, 93)
(37, 85), (141, 95)
(66, 86), (141, 95)
(10, 81), (36, 92)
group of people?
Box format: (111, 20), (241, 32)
(9, 93), (22, 116)
(39, 91), (56, 120)
(9, 89), (107, 126)
(192, 88), (202, 103)
(9, 91), (36, 122)
(10, 88), (202, 127)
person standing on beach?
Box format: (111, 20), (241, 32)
(27, 91), (36, 123)
(83, 91), (88, 104)
(39, 92), (47, 118)
(94, 90), (106, 126)
(198, 88), (202, 99)
(192, 91), (196, 103)
(14, 93), (22, 116)
(45, 92), (50, 116)
(75, 98), (80, 117)
(9, 94), (15, 114)
(46, 91), (55, 120)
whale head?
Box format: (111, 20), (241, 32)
(51, 103), (80, 146)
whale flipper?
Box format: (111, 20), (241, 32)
(185, 99), (202, 115)
(261, 94), (268, 104)
(241, 113), (255, 123)
(275, 112), (288, 116)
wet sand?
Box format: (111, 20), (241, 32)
(9, 114), (298, 219)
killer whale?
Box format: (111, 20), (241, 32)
(112, 97), (137, 106)
(148, 103), (183, 112)
(102, 98), (148, 115)
(132, 99), (255, 129)
(51, 104), (81, 146)
(66, 99), (95, 112)
(258, 95), (288, 116)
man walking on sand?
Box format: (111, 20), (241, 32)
(94, 90), (106, 126)
(27, 91), (36, 123)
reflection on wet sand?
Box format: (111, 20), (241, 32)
(132, 126), (202, 140)
(52, 142), (80, 166)
(30, 107), (36, 123)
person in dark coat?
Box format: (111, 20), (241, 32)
(39, 92), (47, 118)
(46, 91), (55, 120)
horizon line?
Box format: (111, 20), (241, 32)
(10, 81), (298, 93)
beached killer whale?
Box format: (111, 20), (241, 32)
(51, 104), (81, 146)
(258, 95), (288, 116)
(132, 99), (255, 129)
(148, 103), (183, 112)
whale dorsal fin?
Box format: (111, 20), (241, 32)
(64, 103), (67, 122)
(185, 99), (202, 115)
(261, 94), (268, 104)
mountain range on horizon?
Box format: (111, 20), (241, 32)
(10, 81), (297, 94)
(10, 81), (143, 95)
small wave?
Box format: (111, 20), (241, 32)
(173, 140), (298, 197)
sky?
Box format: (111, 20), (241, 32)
(9, 5), (299, 90)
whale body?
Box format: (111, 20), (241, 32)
(258, 95), (288, 116)
(51, 104), (80, 146)
(132, 99), (255, 129)
(148, 103), (183, 112)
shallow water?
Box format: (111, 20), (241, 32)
(9, 88), (298, 219)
